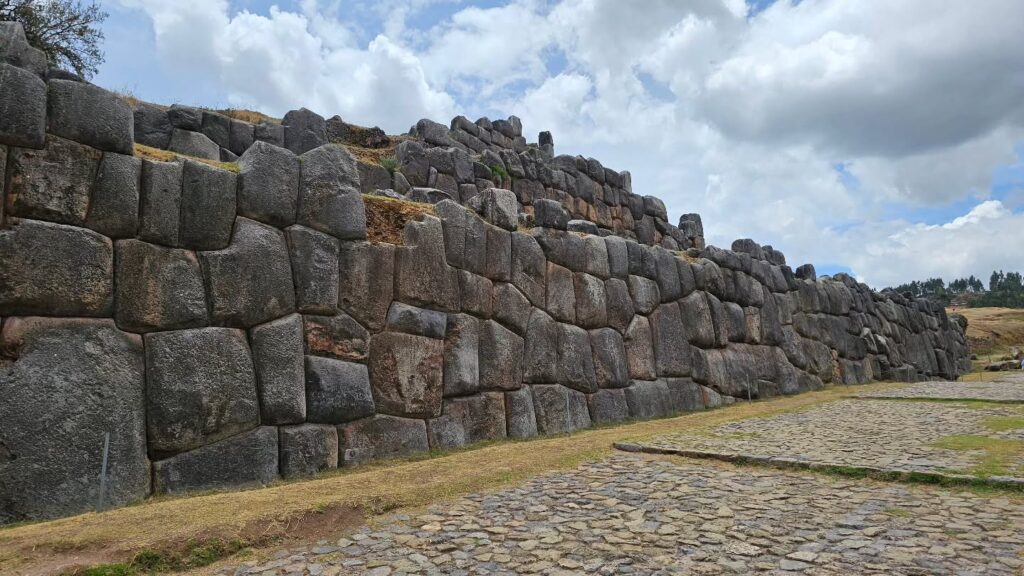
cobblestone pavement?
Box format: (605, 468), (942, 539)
(222, 456), (1024, 576)
(854, 373), (1024, 402)
(634, 400), (1024, 478)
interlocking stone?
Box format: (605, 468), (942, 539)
(86, 152), (141, 238)
(368, 332), (444, 419)
(305, 355), (374, 424)
(339, 415), (429, 466)
(297, 144), (366, 240)
(114, 239), (208, 332)
(279, 424), (338, 479)
(287, 225), (340, 314)
(6, 135), (100, 225)
(0, 63), (46, 148)
(237, 141), (300, 227)
(531, 384), (591, 434)
(46, 79), (133, 154)
(443, 313), (479, 397)
(179, 160), (237, 250)
(251, 313), (306, 425)
(338, 241), (394, 331)
(302, 312), (369, 361)
(152, 426), (277, 495)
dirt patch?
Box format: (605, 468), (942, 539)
(363, 195), (435, 246)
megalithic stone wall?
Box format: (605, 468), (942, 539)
(0, 22), (970, 524)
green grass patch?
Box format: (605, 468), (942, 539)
(932, 435), (1024, 477)
(982, 416), (1024, 432)
(883, 506), (913, 518)
(73, 540), (249, 576)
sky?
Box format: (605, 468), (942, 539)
(96, 0), (1024, 288)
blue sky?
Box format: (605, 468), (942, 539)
(96, 0), (1024, 287)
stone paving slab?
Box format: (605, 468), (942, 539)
(221, 456), (1024, 575)
(854, 373), (1024, 402)
(629, 400), (1024, 481)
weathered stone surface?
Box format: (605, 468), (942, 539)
(297, 144), (366, 240)
(605, 236), (629, 278)
(302, 312), (369, 361)
(166, 104), (202, 130)
(558, 323), (598, 393)
(429, 393), (506, 449)
(369, 332), (444, 418)
(587, 388), (630, 425)
(168, 128), (220, 160)
(624, 316), (657, 380)
(531, 384), (591, 435)
(179, 160), (236, 250)
(0, 219), (113, 316)
(650, 303), (691, 376)
(524, 309), (560, 383)
(357, 161), (392, 193)
(396, 140), (429, 186)
(479, 319), (524, 391)
(679, 292), (716, 348)
(628, 275), (660, 315)
(625, 379), (672, 419)
(305, 355), (374, 424)
(395, 216), (460, 311)
(604, 278), (634, 333)
(6, 136), (100, 225)
(199, 217), (295, 327)
(654, 247), (682, 302)
(511, 232), (546, 306)
(338, 241), (394, 331)
(138, 159), (182, 245)
(87, 152), (140, 238)
(46, 79), (133, 154)
(199, 112), (230, 148)
(590, 328), (629, 388)
(145, 327), (258, 456)
(250, 313), (305, 425)
(484, 225), (512, 281)
(443, 313), (479, 397)
(229, 119), (255, 155)
(238, 141), (300, 227)
(279, 424), (338, 479)
(152, 426), (277, 495)
(574, 273), (608, 329)
(492, 282), (531, 334)
(665, 377), (705, 413)
(505, 387), (538, 439)
(534, 198), (568, 229)
(0, 63), (46, 148)
(472, 188), (518, 231)
(459, 271), (493, 318)
(386, 302), (447, 339)
(339, 415), (429, 466)
(287, 225), (340, 314)
(114, 239), (207, 332)
(283, 108), (327, 155)
(254, 122), (285, 146)
(0, 318), (148, 523)
(546, 262), (576, 323)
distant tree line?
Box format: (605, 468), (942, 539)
(887, 271), (1024, 308)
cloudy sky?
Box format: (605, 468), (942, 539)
(97, 0), (1024, 287)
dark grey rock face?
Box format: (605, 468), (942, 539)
(199, 217), (296, 328)
(628, 275), (660, 315)
(0, 318), (148, 523)
(624, 379), (672, 419)
(283, 108), (327, 154)
(229, 119), (254, 155)
(395, 216), (460, 312)
(590, 328), (629, 388)
(169, 128), (220, 160)
(531, 384), (591, 435)
(0, 63), (46, 149)
(179, 160), (237, 250)
(338, 241), (394, 331)
(665, 377), (705, 413)
(534, 198), (568, 229)
(557, 323), (598, 393)
(443, 313), (480, 397)
(297, 144), (366, 240)
(524, 309), (560, 383)
(368, 332), (444, 419)
(479, 319), (524, 391)
(145, 327), (259, 456)
(200, 112), (230, 148)
(492, 282), (531, 334)
(279, 424), (338, 479)
(386, 302), (448, 339)
(167, 104), (202, 130)
(587, 388), (629, 425)
(574, 273), (607, 329)
(650, 303), (691, 377)
(237, 141), (300, 227)
(251, 313), (306, 425)
(305, 355), (374, 424)
(133, 102), (172, 148)
(511, 233), (547, 307)
(152, 426), (278, 495)
(473, 188), (518, 231)
(139, 159), (182, 246)
(87, 152), (141, 238)
(504, 387), (538, 439)
(339, 415), (429, 466)
(114, 239), (208, 332)
(624, 316), (657, 380)
(46, 79), (133, 154)
(287, 225), (340, 314)
(0, 219), (113, 317)
(6, 136), (100, 225)
(428, 393), (506, 449)
(255, 122), (285, 147)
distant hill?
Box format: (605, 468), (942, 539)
(949, 307), (1024, 357)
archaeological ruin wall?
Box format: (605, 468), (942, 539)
(0, 22), (970, 524)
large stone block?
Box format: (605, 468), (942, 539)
(604, 278), (634, 333)
(628, 275), (660, 315)
(133, 102), (172, 148)
(168, 128), (220, 160)
(590, 328), (629, 388)
(546, 262), (576, 323)
(114, 239), (208, 332)
(558, 323), (598, 393)
(679, 292), (716, 348)
(199, 217), (296, 328)
(283, 108), (327, 155)
(484, 225), (512, 281)
(511, 232), (546, 306)
(0, 318), (148, 523)
(587, 388), (629, 425)
(287, 225), (340, 314)
(87, 152), (141, 238)
(582, 236), (610, 278)
(650, 303), (691, 376)
(394, 216), (460, 311)
(46, 79), (133, 154)
(251, 314), (305, 424)
(167, 104), (202, 130)
(369, 332), (444, 418)
(531, 384), (591, 435)
(200, 112), (231, 148)
(473, 188), (518, 231)
(339, 415), (429, 466)
(523, 309), (560, 383)
(479, 319), (524, 391)
(305, 355), (375, 423)
(492, 282), (531, 334)
(574, 273), (608, 329)
(338, 241), (394, 331)
(605, 236), (629, 278)
(624, 379), (672, 420)
(139, 159), (182, 246)
(444, 313), (479, 397)
(237, 141), (300, 227)
(6, 136), (100, 225)
(624, 316), (657, 380)
(428, 393), (507, 449)
(0, 219), (113, 316)
(654, 247), (681, 302)
(145, 327), (259, 456)
(179, 160), (237, 250)
(664, 377), (705, 413)
(152, 426), (278, 495)
(504, 387), (538, 439)
(459, 271), (493, 318)
(303, 312), (369, 361)
(297, 144), (366, 240)
(279, 424), (338, 479)
(0, 63), (46, 148)
(386, 302), (447, 339)
(229, 119), (255, 155)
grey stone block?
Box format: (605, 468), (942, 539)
(339, 415), (429, 466)
(590, 328), (629, 388)
(238, 141), (300, 227)
(505, 387), (538, 439)
(168, 128), (220, 160)
(287, 225), (340, 314)
(679, 291), (715, 348)
(604, 278), (634, 333)
(167, 104), (202, 130)
(479, 319), (524, 391)
(574, 273), (607, 329)
(524, 309), (560, 383)
(558, 323), (598, 393)
(444, 313), (479, 397)
(302, 312), (369, 362)
(6, 135), (100, 225)
(624, 316), (657, 380)
(511, 232), (546, 306)
(492, 282), (531, 334)
(546, 262), (576, 323)
(583, 236), (610, 278)
(0, 63), (45, 148)
(459, 271), (493, 318)
(587, 388), (629, 425)
(0, 219), (113, 316)
(139, 159), (182, 246)
(624, 379), (672, 420)
(199, 217), (296, 328)
(199, 112), (230, 148)
(386, 302), (447, 339)
(429, 393), (506, 449)
(484, 225), (512, 282)
(605, 236), (629, 278)
(255, 122), (285, 146)
(533, 198), (568, 229)
(369, 332), (444, 418)
(628, 275), (660, 314)
(145, 327), (259, 456)
(283, 108), (327, 154)
(0, 318), (148, 523)
(152, 426), (278, 494)
(87, 152), (141, 238)
(338, 241), (394, 331)
(251, 313), (306, 425)
(133, 102), (172, 148)
(46, 79), (133, 154)
(654, 247), (681, 302)
(664, 377), (705, 413)
(305, 355), (374, 424)
(473, 188), (518, 231)
(229, 119), (255, 155)
(651, 303), (691, 376)
(279, 424), (338, 479)
(531, 384), (591, 435)
(298, 144), (366, 240)
(114, 239), (208, 333)
(179, 160), (236, 250)
(0, 22), (46, 74)
(394, 216), (460, 312)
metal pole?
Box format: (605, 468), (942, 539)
(97, 432), (110, 512)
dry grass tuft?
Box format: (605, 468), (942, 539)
(133, 143), (240, 174)
(363, 195), (435, 246)
(216, 109), (280, 125)
(344, 135), (416, 166)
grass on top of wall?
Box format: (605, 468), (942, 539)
(363, 194), (435, 245)
(132, 143), (240, 174)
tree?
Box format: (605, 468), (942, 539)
(0, 0), (107, 79)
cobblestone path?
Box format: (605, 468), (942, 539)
(222, 456), (1024, 576)
(854, 373), (1024, 402)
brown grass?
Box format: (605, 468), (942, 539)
(0, 381), (929, 576)
(363, 195), (435, 245)
(949, 307), (1024, 357)
(215, 109), (280, 125)
(133, 143), (239, 174)
(344, 135), (415, 166)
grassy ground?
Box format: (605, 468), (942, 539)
(949, 307), (1024, 358)
(0, 382), (916, 576)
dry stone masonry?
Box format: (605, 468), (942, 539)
(0, 23), (970, 523)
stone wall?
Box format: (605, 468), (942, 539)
(0, 22), (969, 524)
